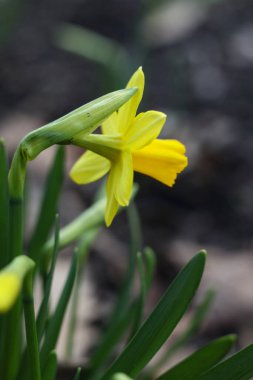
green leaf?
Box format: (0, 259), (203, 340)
(36, 215), (60, 342)
(156, 335), (236, 380)
(198, 342), (253, 380)
(142, 247), (156, 291)
(0, 140), (9, 375)
(0, 139), (9, 269)
(29, 146), (64, 263)
(56, 23), (127, 68)
(42, 351), (57, 380)
(129, 247), (157, 338)
(88, 250), (137, 374)
(65, 226), (101, 358)
(55, 23), (131, 89)
(154, 288), (215, 368)
(101, 251), (206, 380)
(74, 367), (82, 380)
(127, 202), (142, 257)
(111, 374), (133, 380)
(128, 252), (146, 338)
(87, 198), (142, 377)
(40, 249), (78, 370)
(88, 302), (137, 380)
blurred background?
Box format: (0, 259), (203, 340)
(1, 0), (253, 371)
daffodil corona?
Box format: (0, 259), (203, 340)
(70, 67), (188, 226)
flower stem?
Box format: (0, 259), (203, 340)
(23, 267), (41, 380)
(9, 198), (23, 259)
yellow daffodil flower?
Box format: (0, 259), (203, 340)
(70, 67), (188, 226)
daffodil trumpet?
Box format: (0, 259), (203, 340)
(70, 67), (188, 226)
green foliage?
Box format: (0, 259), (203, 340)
(42, 351), (57, 380)
(197, 343), (253, 380)
(29, 147), (65, 264)
(156, 335), (236, 380)
(0, 140), (9, 268)
(0, 84), (253, 380)
(40, 250), (78, 370)
(100, 251), (206, 380)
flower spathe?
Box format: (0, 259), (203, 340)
(0, 255), (35, 313)
(70, 67), (188, 226)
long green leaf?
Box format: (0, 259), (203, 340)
(111, 374), (133, 380)
(88, 302), (137, 380)
(42, 351), (57, 380)
(198, 342), (253, 380)
(65, 226), (102, 358)
(127, 202), (142, 257)
(143, 247), (156, 291)
(100, 251), (206, 380)
(55, 23), (131, 89)
(29, 146), (64, 263)
(87, 200), (142, 375)
(154, 288), (215, 370)
(128, 252), (146, 338)
(16, 217), (59, 380)
(56, 23), (126, 67)
(0, 140), (9, 376)
(156, 335), (236, 380)
(74, 368), (82, 380)
(129, 247), (156, 339)
(40, 250), (78, 370)
(36, 215), (60, 342)
(0, 139), (9, 268)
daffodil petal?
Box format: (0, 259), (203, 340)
(105, 169), (120, 226)
(70, 150), (110, 184)
(114, 151), (133, 206)
(101, 111), (119, 135)
(124, 111), (166, 150)
(117, 67), (145, 134)
(133, 139), (188, 187)
(0, 274), (21, 313)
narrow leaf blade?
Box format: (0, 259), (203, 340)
(198, 342), (253, 380)
(29, 146), (65, 263)
(36, 214), (60, 342)
(42, 351), (57, 380)
(0, 139), (9, 268)
(156, 335), (236, 380)
(101, 251), (206, 380)
(40, 250), (78, 369)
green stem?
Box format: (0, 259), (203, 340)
(0, 139), (9, 268)
(8, 146), (26, 259)
(23, 268), (41, 380)
(3, 150), (26, 380)
(3, 299), (22, 380)
(0, 140), (9, 376)
(9, 198), (23, 259)
(3, 198), (24, 380)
